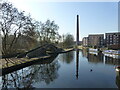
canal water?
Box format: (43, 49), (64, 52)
(1, 50), (120, 88)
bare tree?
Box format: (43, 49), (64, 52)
(37, 20), (60, 44)
(0, 2), (36, 55)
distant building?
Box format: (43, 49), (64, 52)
(88, 34), (104, 48)
(105, 32), (120, 49)
(82, 37), (88, 47)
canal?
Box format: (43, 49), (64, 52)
(1, 50), (120, 88)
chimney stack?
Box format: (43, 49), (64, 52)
(76, 15), (79, 46)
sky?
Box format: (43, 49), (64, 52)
(6, 0), (118, 40)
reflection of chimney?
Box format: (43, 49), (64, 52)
(76, 49), (79, 79)
(76, 15), (79, 46)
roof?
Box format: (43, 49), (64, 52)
(88, 34), (104, 36)
(105, 32), (120, 34)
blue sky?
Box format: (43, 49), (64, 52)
(8, 1), (118, 40)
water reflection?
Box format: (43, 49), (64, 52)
(82, 50), (88, 58)
(2, 56), (60, 89)
(1, 50), (120, 88)
(82, 50), (120, 89)
(116, 75), (120, 89)
(82, 50), (120, 65)
(2, 67), (36, 89)
(60, 51), (74, 64)
(105, 56), (120, 65)
(76, 49), (79, 79)
(87, 53), (104, 64)
(33, 60), (60, 85)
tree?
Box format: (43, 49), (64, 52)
(0, 2), (36, 55)
(63, 34), (74, 48)
(37, 20), (60, 45)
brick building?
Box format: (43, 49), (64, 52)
(88, 34), (104, 48)
(105, 32), (120, 49)
(82, 37), (88, 47)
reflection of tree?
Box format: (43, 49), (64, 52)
(33, 60), (60, 85)
(2, 58), (60, 89)
(60, 51), (74, 64)
(116, 75), (120, 89)
(2, 67), (35, 89)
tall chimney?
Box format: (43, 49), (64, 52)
(76, 15), (79, 46)
(76, 15), (80, 79)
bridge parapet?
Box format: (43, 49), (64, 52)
(17, 44), (63, 58)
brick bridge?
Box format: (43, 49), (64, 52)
(17, 44), (63, 58)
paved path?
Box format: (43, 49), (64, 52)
(0, 56), (50, 69)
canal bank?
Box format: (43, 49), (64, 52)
(0, 48), (74, 76)
(1, 56), (51, 76)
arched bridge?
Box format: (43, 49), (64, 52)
(17, 44), (63, 58)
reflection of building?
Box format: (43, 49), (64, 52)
(87, 53), (104, 63)
(105, 32), (120, 49)
(88, 34), (104, 48)
(82, 50), (88, 58)
(105, 56), (120, 65)
(82, 37), (88, 47)
(88, 53), (120, 65)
